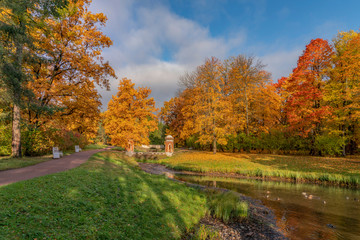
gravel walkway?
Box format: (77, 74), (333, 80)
(0, 148), (110, 186)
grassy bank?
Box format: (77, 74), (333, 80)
(0, 155), (52, 171)
(159, 151), (360, 186)
(0, 151), (211, 239)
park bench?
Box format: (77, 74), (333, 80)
(75, 145), (82, 153)
(53, 147), (63, 159)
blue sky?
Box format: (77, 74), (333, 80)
(90, 0), (360, 109)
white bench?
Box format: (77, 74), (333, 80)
(53, 147), (63, 159)
(75, 145), (82, 153)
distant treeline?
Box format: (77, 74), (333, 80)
(160, 31), (360, 156)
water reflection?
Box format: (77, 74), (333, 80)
(175, 175), (360, 240)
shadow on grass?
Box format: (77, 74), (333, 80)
(0, 151), (206, 239)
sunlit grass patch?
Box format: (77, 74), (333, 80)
(160, 151), (360, 186)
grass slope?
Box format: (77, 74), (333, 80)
(0, 155), (51, 171)
(159, 151), (360, 186)
(0, 151), (208, 239)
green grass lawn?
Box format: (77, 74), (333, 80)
(0, 151), (209, 239)
(83, 143), (109, 150)
(0, 155), (52, 171)
(159, 151), (360, 186)
(112, 146), (125, 151)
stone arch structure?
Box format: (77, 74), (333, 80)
(165, 135), (174, 156)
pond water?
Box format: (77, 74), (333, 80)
(175, 175), (360, 240)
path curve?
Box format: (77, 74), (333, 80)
(0, 148), (111, 186)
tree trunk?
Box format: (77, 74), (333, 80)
(213, 135), (217, 154)
(342, 125), (346, 157)
(11, 102), (22, 157)
(11, 32), (24, 158)
(244, 84), (249, 136)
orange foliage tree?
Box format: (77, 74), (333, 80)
(104, 78), (157, 147)
(277, 39), (334, 153)
(25, 0), (116, 144)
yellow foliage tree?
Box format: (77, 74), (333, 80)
(193, 57), (234, 153)
(24, 0), (115, 142)
(161, 56), (276, 152)
(251, 83), (282, 134)
(104, 78), (157, 147)
(325, 30), (360, 154)
(227, 55), (272, 136)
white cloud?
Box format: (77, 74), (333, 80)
(261, 48), (302, 81)
(90, 0), (246, 109)
(98, 61), (188, 110)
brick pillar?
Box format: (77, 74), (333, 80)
(126, 139), (134, 156)
(165, 135), (174, 156)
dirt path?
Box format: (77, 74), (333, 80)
(0, 148), (111, 186)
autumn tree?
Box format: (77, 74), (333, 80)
(161, 32), (360, 156)
(193, 57), (235, 153)
(251, 83), (281, 134)
(227, 55), (272, 136)
(0, 0), (69, 157)
(25, 0), (115, 142)
(326, 30), (360, 154)
(162, 55), (278, 153)
(160, 95), (185, 144)
(277, 39), (334, 154)
(161, 58), (233, 153)
(104, 78), (157, 147)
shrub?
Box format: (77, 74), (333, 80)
(223, 134), (236, 152)
(49, 128), (88, 152)
(186, 135), (202, 150)
(259, 131), (287, 153)
(236, 133), (252, 151)
(22, 127), (50, 156)
(315, 134), (346, 156)
(0, 124), (11, 156)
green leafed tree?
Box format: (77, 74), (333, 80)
(0, 0), (68, 157)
